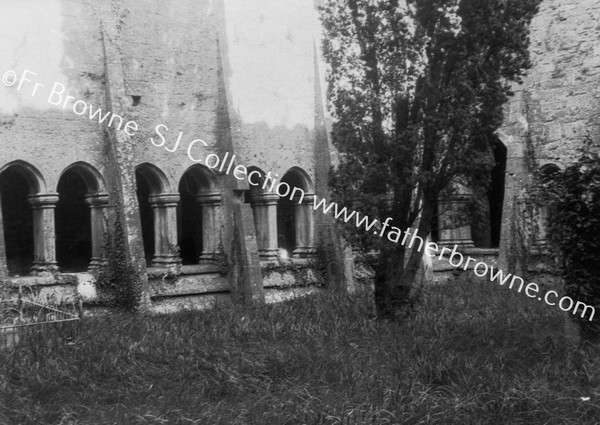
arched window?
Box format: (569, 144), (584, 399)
(135, 164), (177, 268)
(56, 163), (107, 272)
(277, 168), (315, 258)
(0, 164), (38, 275)
(471, 137), (507, 248)
(247, 166), (279, 259)
(178, 165), (219, 265)
(0, 161), (58, 276)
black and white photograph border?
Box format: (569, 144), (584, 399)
(1, 0), (600, 424)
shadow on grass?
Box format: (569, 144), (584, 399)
(1, 275), (599, 424)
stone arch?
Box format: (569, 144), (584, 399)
(135, 163), (170, 195)
(0, 160), (46, 194)
(135, 163), (174, 266)
(178, 164), (216, 194)
(280, 166), (314, 194)
(57, 161), (106, 195)
(178, 165), (221, 264)
(56, 163), (108, 272)
(0, 161), (47, 276)
(246, 166), (278, 259)
(540, 163), (561, 175)
(471, 137), (507, 248)
(246, 166), (268, 196)
(278, 167), (315, 258)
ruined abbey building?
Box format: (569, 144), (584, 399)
(0, 1), (353, 309)
(1, 0), (598, 307)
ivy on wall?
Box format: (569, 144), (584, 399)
(94, 213), (143, 310)
(539, 140), (600, 338)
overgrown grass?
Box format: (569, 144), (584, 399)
(1, 274), (599, 424)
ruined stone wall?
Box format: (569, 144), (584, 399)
(0, 0), (227, 196)
(0, 0), (106, 192)
(499, 0), (600, 269)
(0, 0), (338, 306)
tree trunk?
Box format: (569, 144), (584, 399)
(374, 197), (435, 319)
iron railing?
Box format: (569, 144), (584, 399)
(0, 287), (82, 350)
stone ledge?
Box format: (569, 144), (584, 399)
(146, 264), (221, 278)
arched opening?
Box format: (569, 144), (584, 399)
(135, 164), (169, 266)
(489, 139), (507, 248)
(247, 166), (278, 259)
(277, 174), (298, 255)
(178, 173), (200, 264)
(56, 170), (91, 272)
(471, 138), (507, 248)
(540, 163), (560, 177)
(135, 170), (156, 265)
(277, 168), (314, 258)
(178, 165), (215, 265)
(0, 167), (35, 276)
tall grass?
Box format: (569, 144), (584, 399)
(1, 274), (599, 424)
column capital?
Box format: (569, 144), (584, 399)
(149, 193), (180, 207)
(196, 192), (222, 205)
(251, 192), (279, 205)
(299, 194), (316, 205)
(85, 193), (110, 207)
(28, 193), (59, 207)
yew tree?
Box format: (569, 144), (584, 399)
(319, 0), (541, 318)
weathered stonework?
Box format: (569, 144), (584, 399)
(0, 0), (351, 310)
(498, 0), (600, 271)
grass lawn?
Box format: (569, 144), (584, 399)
(1, 275), (599, 424)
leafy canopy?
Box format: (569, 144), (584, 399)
(321, 0), (541, 246)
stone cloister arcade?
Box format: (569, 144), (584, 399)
(0, 160), (317, 278)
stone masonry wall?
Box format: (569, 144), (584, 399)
(499, 0), (600, 269)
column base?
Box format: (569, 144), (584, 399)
(198, 253), (219, 264)
(151, 255), (181, 269)
(87, 258), (107, 272)
(258, 249), (279, 260)
(438, 240), (475, 249)
(31, 262), (59, 276)
(292, 247), (316, 258)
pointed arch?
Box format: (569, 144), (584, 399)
(135, 163), (171, 265)
(135, 163), (170, 195)
(0, 161), (48, 275)
(0, 160), (46, 194)
(278, 167), (315, 257)
(246, 166), (278, 259)
(178, 164), (216, 195)
(178, 164), (221, 265)
(280, 166), (314, 193)
(57, 162), (106, 195)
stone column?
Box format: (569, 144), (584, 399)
(196, 192), (222, 263)
(437, 183), (474, 248)
(85, 193), (110, 271)
(149, 194), (181, 268)
(293, 194), (316, 258)
(0, 192), (8, 278)
(28, 194), (59, 276)
(251, 193), (279, 260)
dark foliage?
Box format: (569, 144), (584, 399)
(542, 141), (600, 338)
(94, 213), (144, 310)
(319, 0), (542, 318)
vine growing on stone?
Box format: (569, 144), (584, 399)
(539, 139), (600, 338)
(95, 212), (143, 310)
